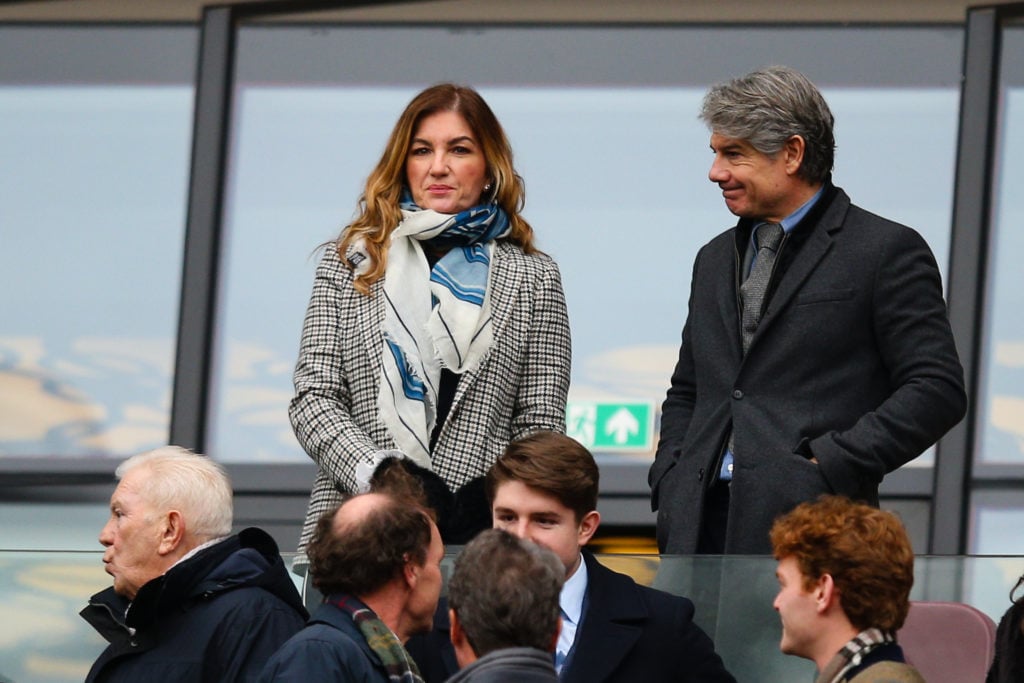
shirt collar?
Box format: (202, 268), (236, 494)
(559, 552), (588, 626)
(777, 184), (825, 233)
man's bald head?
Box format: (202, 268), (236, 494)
(331, 492), (390, 532)
(307, 492), (434, 597)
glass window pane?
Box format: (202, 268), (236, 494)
(974, 23), (1024, 560)
(970, 491), (1024, 555)
(978, 26), (1024, 466)
(0, 27), (196, 457)
(210, 25), (961, 465)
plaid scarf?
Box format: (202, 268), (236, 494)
(331, 595), (425, 683)
(816, 628), (895, 683)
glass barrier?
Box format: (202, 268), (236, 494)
(2, 550), (1019, 683)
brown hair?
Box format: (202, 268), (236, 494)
(486, 431), (599, 523)
(337, 83), (536, 294)
(307, 493), (432, 597)
(770, 495), (915, 632)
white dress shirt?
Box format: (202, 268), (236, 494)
(555, 553), (588, 673)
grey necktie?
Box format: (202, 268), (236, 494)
(740, 222), (784, 352)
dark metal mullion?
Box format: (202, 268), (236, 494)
(931, 5), (1002, 554)
(170, 6), (238, 451)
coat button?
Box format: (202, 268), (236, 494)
(732, 389), (744, 400)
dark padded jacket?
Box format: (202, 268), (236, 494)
(81, 527), (308, 683)
(258, 598), (395, 682)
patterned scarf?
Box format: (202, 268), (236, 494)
(330, 595), (425, 683)
(354, 191), (510, 468)
(815, 628), (895, 683)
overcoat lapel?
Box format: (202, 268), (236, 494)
(719, 245), (743, 362)
(563, 555), (645, 683)
(746, 192), (849, 349)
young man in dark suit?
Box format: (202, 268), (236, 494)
(407, 431), (736, 683)
(491, 431), (736, 683)
(651, 66), (966, 555)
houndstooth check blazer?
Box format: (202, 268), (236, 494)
(289, 240), (572, 550)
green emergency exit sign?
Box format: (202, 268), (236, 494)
(565, 401), (655, 452)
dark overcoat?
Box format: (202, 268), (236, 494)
(650, 184), (966, 554)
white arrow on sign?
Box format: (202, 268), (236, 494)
(605, 407), (639, 444)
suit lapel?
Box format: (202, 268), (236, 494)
(563, 554), (645, 683)
(361, 279), (386, 374)
(747, 190), (848, 348)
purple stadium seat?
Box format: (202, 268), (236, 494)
(898, 600), (997, 683)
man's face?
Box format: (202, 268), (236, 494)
(492, 480), (593, 577)
(98, 467), (170, 600)
(406, 520), (445, 636)
(773, 555), (822, 659)
(708, 132), (796, 222)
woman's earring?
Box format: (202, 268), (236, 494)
(483, 183), (492, 192)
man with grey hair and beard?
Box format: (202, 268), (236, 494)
(81, 446), (307, 682)
(650, 65), (966, 555)
(445, 529), (564, 682)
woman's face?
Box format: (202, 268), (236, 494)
(405, 110), (489, 214)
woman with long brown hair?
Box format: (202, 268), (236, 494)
(290, 84), (571, 548)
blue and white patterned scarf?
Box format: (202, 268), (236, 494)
(355, 193), (510, 469)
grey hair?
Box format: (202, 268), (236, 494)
(448, 529), (565, 656)
(116, 446), (233, 541)
(700, 65), (836, 183)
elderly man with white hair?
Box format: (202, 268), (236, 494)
(80, 446), (307, 682)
